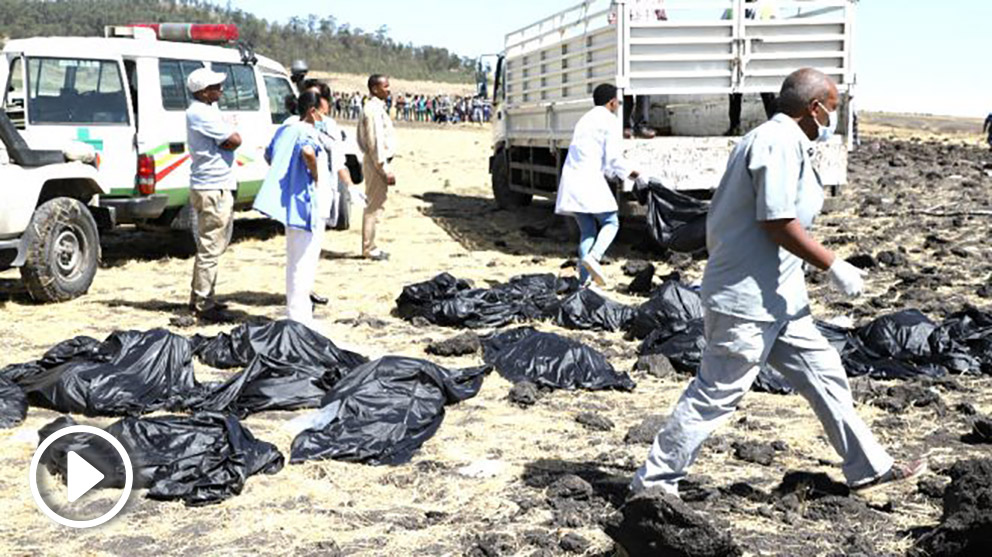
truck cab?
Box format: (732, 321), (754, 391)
(490, 0), (857, 210)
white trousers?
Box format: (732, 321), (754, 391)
(285, 218), (325, 328)
(632, 309), (894, 495)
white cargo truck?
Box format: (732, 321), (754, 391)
(490, 0), (857, 210)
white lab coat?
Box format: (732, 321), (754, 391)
(555, 106), (633, 215)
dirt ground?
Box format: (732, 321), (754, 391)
(2, 118), (992, 556)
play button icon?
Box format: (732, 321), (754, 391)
(30, 424), (133, 528)
(66, 451), (106, 503)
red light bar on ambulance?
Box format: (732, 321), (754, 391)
(131, 23), (239, 44)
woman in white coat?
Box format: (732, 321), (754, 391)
(555, 84), (640, 287)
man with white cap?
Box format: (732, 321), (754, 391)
(185, 66), (242, 319)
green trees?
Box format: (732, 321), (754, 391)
(0, 0), (475, 83)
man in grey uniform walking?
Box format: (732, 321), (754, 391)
(631, 68), (925, 496)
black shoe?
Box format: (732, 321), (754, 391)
(310, 292), (329, 306)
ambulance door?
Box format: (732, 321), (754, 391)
(210, 61), (268, 205)
(20, 55), (135, 194)
(142, 58), (204, 207)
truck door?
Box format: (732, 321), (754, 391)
(19, 56), (136, 194)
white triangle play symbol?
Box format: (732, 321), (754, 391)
(67, 451), (105, 503)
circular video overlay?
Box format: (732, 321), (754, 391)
(29, 425), (133, 528)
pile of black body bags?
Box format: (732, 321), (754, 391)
(1, 320), (484, 505)
(397, 271), (992, 397)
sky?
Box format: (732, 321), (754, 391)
(231, 0), (992, 118)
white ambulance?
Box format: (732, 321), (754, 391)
(0, 24), (304, 302)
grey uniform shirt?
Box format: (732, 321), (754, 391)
(701, 113), (824, 322)
(186, 100), (236, 191)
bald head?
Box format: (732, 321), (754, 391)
(776, 68), (837, 117)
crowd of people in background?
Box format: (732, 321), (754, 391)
(330, 91), (492, 124)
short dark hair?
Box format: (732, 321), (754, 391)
(302, 78), (331, 101)
(297, 90), (322, 116)
(368, 74), (386, 92)
(593, 83), (618, 106)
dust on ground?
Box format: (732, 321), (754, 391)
(1, 118), (992, 556)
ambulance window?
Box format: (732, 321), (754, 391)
(213, 63), (259, 112)
(26, 57), (128, 125)
(159, 59), (203, 111)
(263, 75), (294, 124)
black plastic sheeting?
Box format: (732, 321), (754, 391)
(39, 413), (284, 506)
(396, 272), (578, 329)
(0, 376), (27, 428)
(628, 280), (705, 340)
(634, 180), (709, 254)
(930, 306), (992, 375)
(554, 288), (635, 332)
(290, 356), (486, 465)
(482, 327), (636, 391)
(834, 308), (992, 380)
(191, 320), (368, 417)
(0, 330), (200, 417)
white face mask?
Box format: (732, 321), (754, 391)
(815, 101), (838, 142)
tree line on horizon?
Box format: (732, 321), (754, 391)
(0, 0), (477, 84)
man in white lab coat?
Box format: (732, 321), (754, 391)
(555, 84), (641, 287)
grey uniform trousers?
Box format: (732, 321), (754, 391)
(632, 308), (894, 495)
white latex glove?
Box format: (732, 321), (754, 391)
(827, 259), (866, 297)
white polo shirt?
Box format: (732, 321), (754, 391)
(186, 100), (236, 191)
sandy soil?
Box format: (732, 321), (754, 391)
(1, 120), (991, 556)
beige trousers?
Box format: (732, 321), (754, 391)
(361, 157), (389, 256)
(189, 189), (234, 311)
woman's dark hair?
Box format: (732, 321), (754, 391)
(284, 93), (298, 115)
(297, 90), (322, 117)
(301, 78), (332, 101)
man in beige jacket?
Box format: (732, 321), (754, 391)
(356, 74), (396, 261)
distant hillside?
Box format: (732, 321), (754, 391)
(0, 0), (477, 84)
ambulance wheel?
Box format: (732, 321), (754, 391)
(492, 150), (531, 209)
(20, 197), (100, 303)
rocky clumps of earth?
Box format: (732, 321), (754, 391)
(624, 414), (667, 445)
(910, 458), (992, 556)
(575, 412), (614, 431)
(732, 440), (779, 466)
(508, 381), (542, 407)
(605, 488), (743, 557)
(426, 331), (481, 356)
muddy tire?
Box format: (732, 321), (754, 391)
(492, 150), (532, 209)
(20, 197), (100, 303)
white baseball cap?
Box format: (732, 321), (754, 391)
(186, 67), (227, 93)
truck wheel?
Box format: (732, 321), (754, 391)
(492, 150), (532, 209)
(20, 197), (100, 303)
